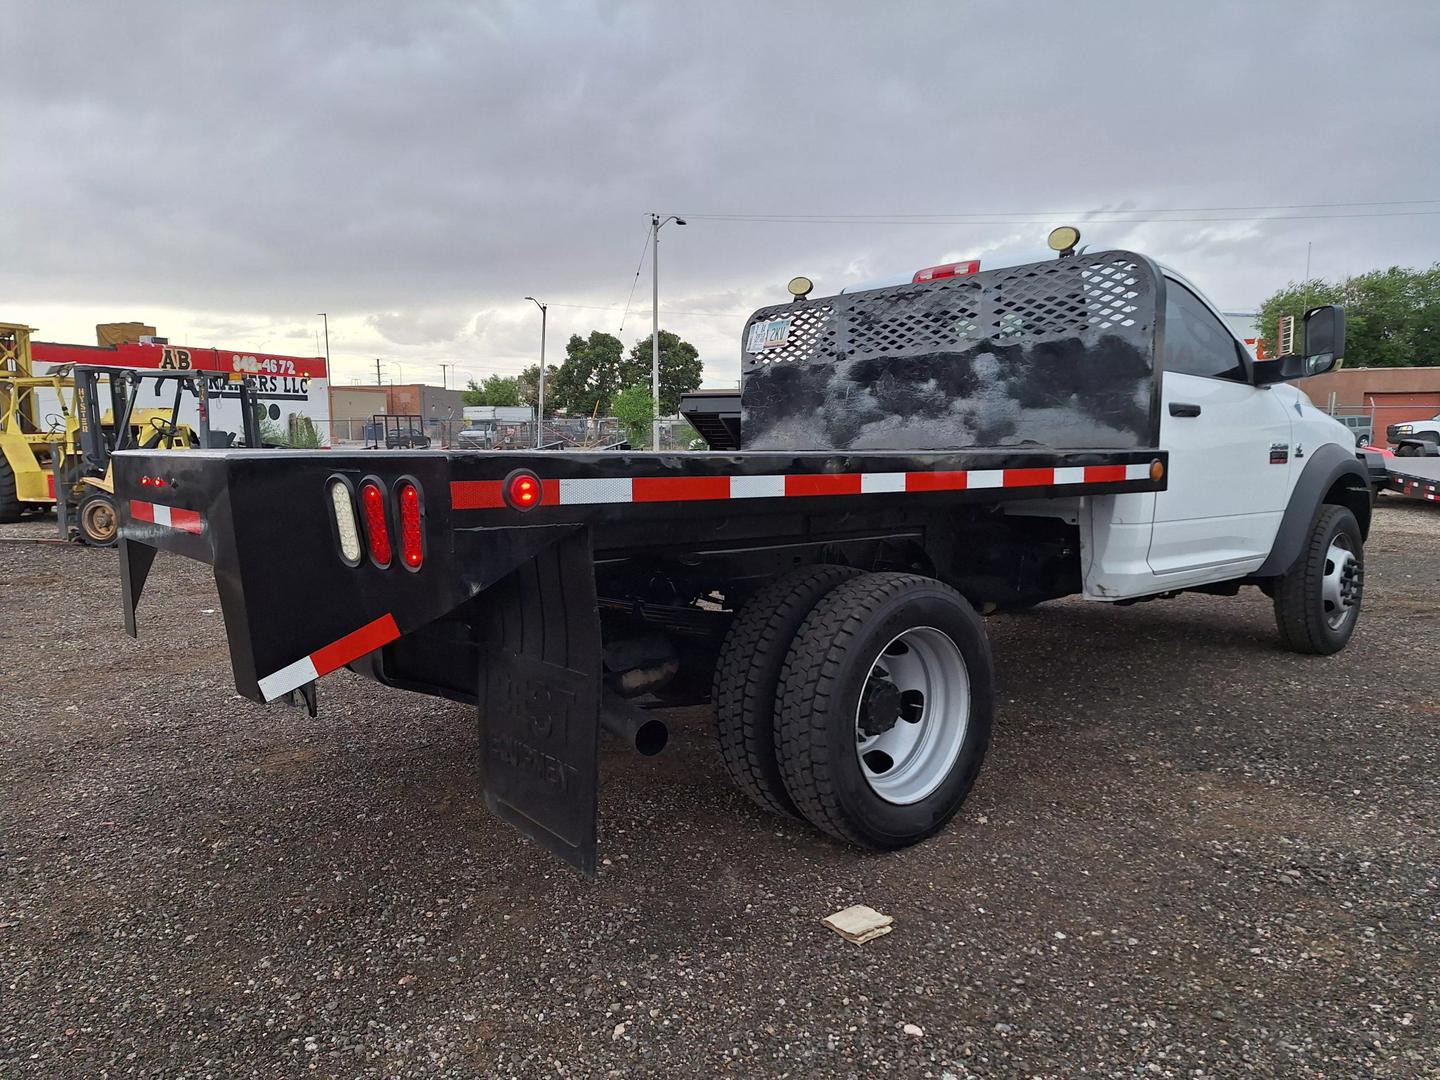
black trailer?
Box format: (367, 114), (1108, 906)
(1384, 452), (1440, 504)
(370, 414), (432, 449)
(115, 249), (1172, 875)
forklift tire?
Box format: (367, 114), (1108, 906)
(712, 564), (862, 819)
(77, 491), (120, 547)
(0, 457), (21, 523)
(774, 573), (993, 850)
(1273, 504), (1363, 655)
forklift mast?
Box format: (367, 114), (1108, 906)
(72, 365), (264, 474)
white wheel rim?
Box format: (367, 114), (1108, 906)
(1321, 534), (1360, 630)
(853, 626), (970, 805)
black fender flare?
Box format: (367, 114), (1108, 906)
(1394, 436), (1440, 457)
(1256, 442), (1370, 576)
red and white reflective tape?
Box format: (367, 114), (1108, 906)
(130, 499), (204, 535)
(256, 612), (401, 702)
(452, 462), (1153, 511)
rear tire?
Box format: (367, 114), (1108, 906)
(0, 457), (22, 523)
(775, 572), (993, 849)
(77, 491), (119, 547)
(713, 564), (861, 819)
(1273, 504), (1363, 655)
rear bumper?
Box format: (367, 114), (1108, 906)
(114, 449), (572, 705)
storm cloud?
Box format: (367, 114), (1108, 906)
(3, 1), (1437, 387)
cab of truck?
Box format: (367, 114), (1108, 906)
(790, 233), (1363, 605)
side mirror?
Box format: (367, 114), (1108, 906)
(1297, 304), (1345, 375)
(1254, 304), (1346, 384)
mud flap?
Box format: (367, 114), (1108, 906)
(476, 529), (603, 877)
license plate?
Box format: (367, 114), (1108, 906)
(747, 317), (792, 354)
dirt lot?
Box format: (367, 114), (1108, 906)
(2, 498), (1438, 1078)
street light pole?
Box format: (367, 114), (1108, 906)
(316, 313), (330, 374)
(650, 213), (686, 450)
(524, 296), (548, 448)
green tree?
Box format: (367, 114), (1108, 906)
(516, 363), (560, 410)
(1257, 264), (1440, 367)
(611, 384), (655, 446)
(551, 331), (625, 416)
(623, 330), (704, 414)
(463, 374), (521, 406)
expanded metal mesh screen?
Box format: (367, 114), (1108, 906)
(743, 251), (1152, 370)
(739, 251), (1162, 452)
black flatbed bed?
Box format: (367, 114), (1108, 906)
(114, 442), (1165, 699)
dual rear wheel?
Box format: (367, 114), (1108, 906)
(714, 567), (992, 849)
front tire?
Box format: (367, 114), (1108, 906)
(1273, 504), (1363, 655)
(775, 573), (993, 849)
(77, 491), (119, 547)
(0, 457), (22, 523)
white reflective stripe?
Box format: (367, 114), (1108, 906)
(257, 655), (320, 702)
(1052, 467), (1086, 486)
(861, 472), (907, 493)
(558, 477), (633, 505)
(729, 475), (786, 499)
(1125, 462), (1152, 480)
(152, 503), (173, 527)
(967, 470), (1004, 489)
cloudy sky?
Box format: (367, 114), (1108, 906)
(3, 1), (1437, 389)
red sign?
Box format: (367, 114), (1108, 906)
(32, 340), (329, 380)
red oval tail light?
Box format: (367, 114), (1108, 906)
(359, 481), (392, 567)
(397, 481), (424, 570)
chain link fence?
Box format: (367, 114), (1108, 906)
(318, 417), (702, 451)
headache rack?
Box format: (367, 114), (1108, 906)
(740, 249), (1162, 453)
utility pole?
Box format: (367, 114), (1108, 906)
(375, 357), (382, 385)
(439, 362), (450, 390)
(524, 296), (548, 448)
(1305, 241), (1312, 281)
(650, 213), (686, 449)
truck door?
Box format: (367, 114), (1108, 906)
(1147, 281), (1293, 577)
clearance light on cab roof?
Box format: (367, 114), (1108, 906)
(912, 260), (980, 284)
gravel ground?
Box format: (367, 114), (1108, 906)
(2, 496), (1438, 1078)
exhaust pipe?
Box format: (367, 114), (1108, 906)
(600, 700), (669, 757)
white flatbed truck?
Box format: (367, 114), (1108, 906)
(113, 240), (1370, 875)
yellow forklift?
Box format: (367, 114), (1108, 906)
(1, 324), (261, 544)
(0, 322), (75, 523)
(62, 363), (263, 544)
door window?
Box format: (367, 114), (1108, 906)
(1164, 284), (1247, 381)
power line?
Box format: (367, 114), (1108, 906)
(552, 302), (751, 318)
(616, 224), (652, 337)
(680, 198), (1440, 223)
(681, 209), (1440, 226)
